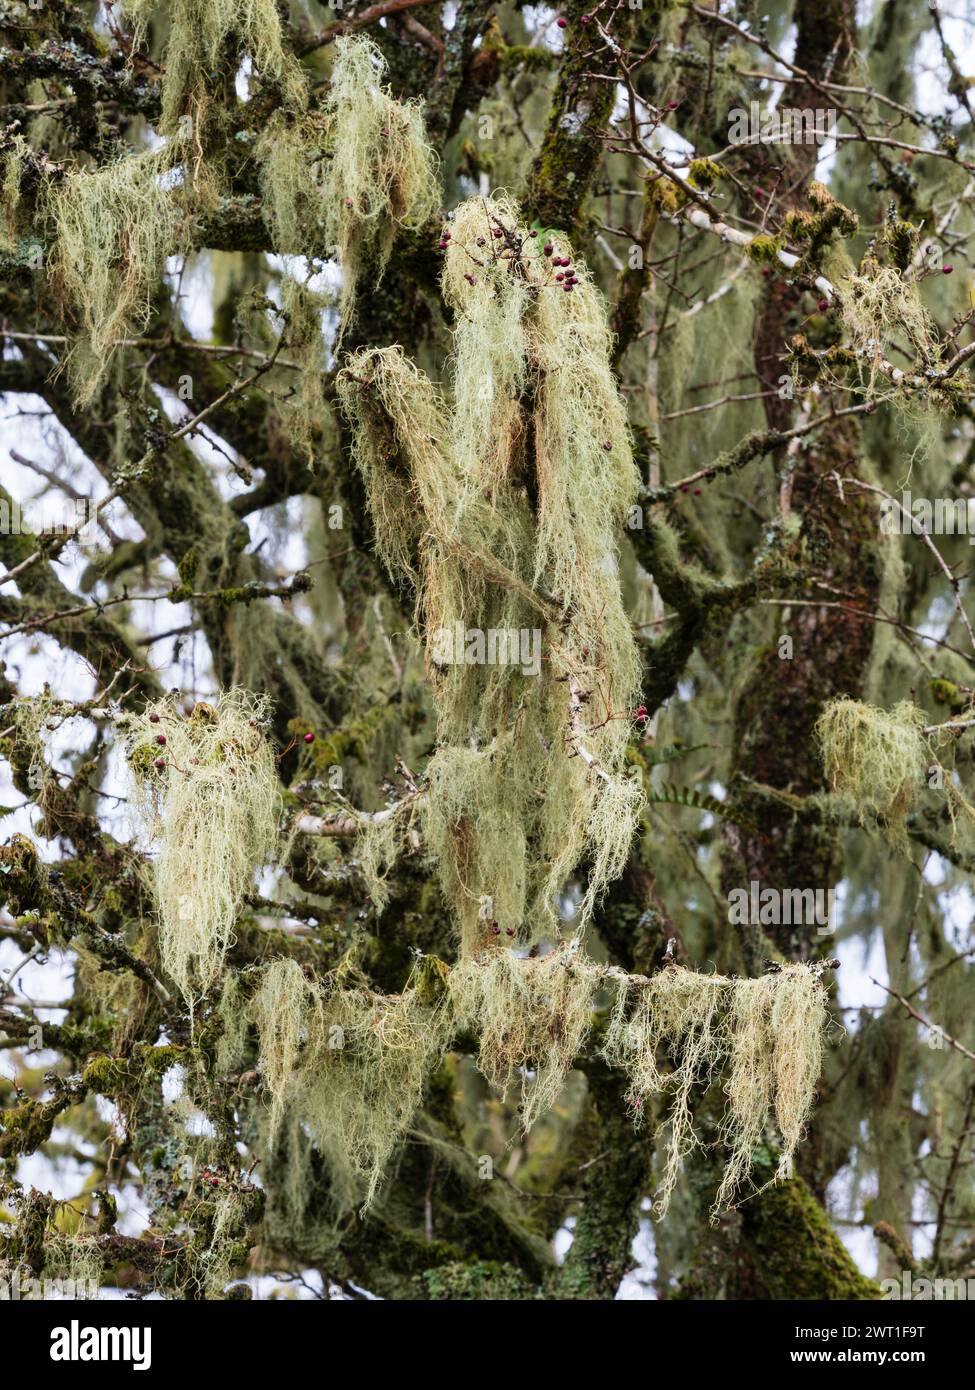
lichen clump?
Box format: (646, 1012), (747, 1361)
(259, 36), (440, 332)
(250, 955), (452, 1212)
(449, 942), (601, 1133)
(815, 697), (927, 843)
(125, 0), (305, 136)
(337, 196), (643, 951)
(603, 963), (828, 1218)
(125, 689), (280, 1005)
(43, 151), (181, 404)
(841, 256), (941, 397)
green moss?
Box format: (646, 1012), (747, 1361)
(414, 953), (450, 1006)
(177, 546), (199, 587)
(0, 1093), (73, 1158)
(745, 233), (786, 266)
(930, 678), (962, 707)
(0, 834), (48, 915)
(81, 1044), (186, 1096)
(417, 1258), (537, 1300)
(884, 216), (918, 272)
(80, 1054), (134, 1094)
(646, 177), (686, 218)
(688, 158), (723, 191)
(742, 1165), (882, 1300)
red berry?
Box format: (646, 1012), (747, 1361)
(557, 16), (567, 26)
(529, 229), (538, 237)
(581, 13), (590, 22)
(543, 243), (553, 256)
(153, 758), (165, 772)
(943, 265), (954, 274)
(490, 923), (501, 936)
(155, 734), (166, 746)
(564, 284), (573, 292)
(556, 272), (565, 282)
(148, 712), (160, 724)
(506, 927), (515, 937)
(667, 100), (680, 111)
(304, 732), (315, 744)
(438, 240), (448, 250)
(492, 227), (503, 238)
(818, 299), (828, 311)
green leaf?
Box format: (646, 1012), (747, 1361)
(645, 783), (757, 834)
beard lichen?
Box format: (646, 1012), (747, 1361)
(239, 947), (828, 1222)
(603, 963), (828, 1219)
(250, 954), (452, 1213)
(43, 150), (182, 404)
(816, 696), (975, 850)
(815, 697), (928, 846)
(320, 36), (440, 333)
(0, 132), (27, 254)
(840, 250), (942, 406)
(448, 941), (601, 1134)
(125, 0), (305, 138)
(258, 36), (440, 333)
(338, 197), (643, 952)
(124, 689), (280, 1007)
(276, 272), (331, 465)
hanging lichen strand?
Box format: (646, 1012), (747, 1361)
(337, 196), (644, 952)
(602, 963), (828, 1219)
(448, 942), (602, 1134)
(258, 35), (440, 332)
(124, 0), (305, 137)
(43, 150), (182, 405)
(124, 689), (280, 1007)
(249, 955), (453, 1213)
